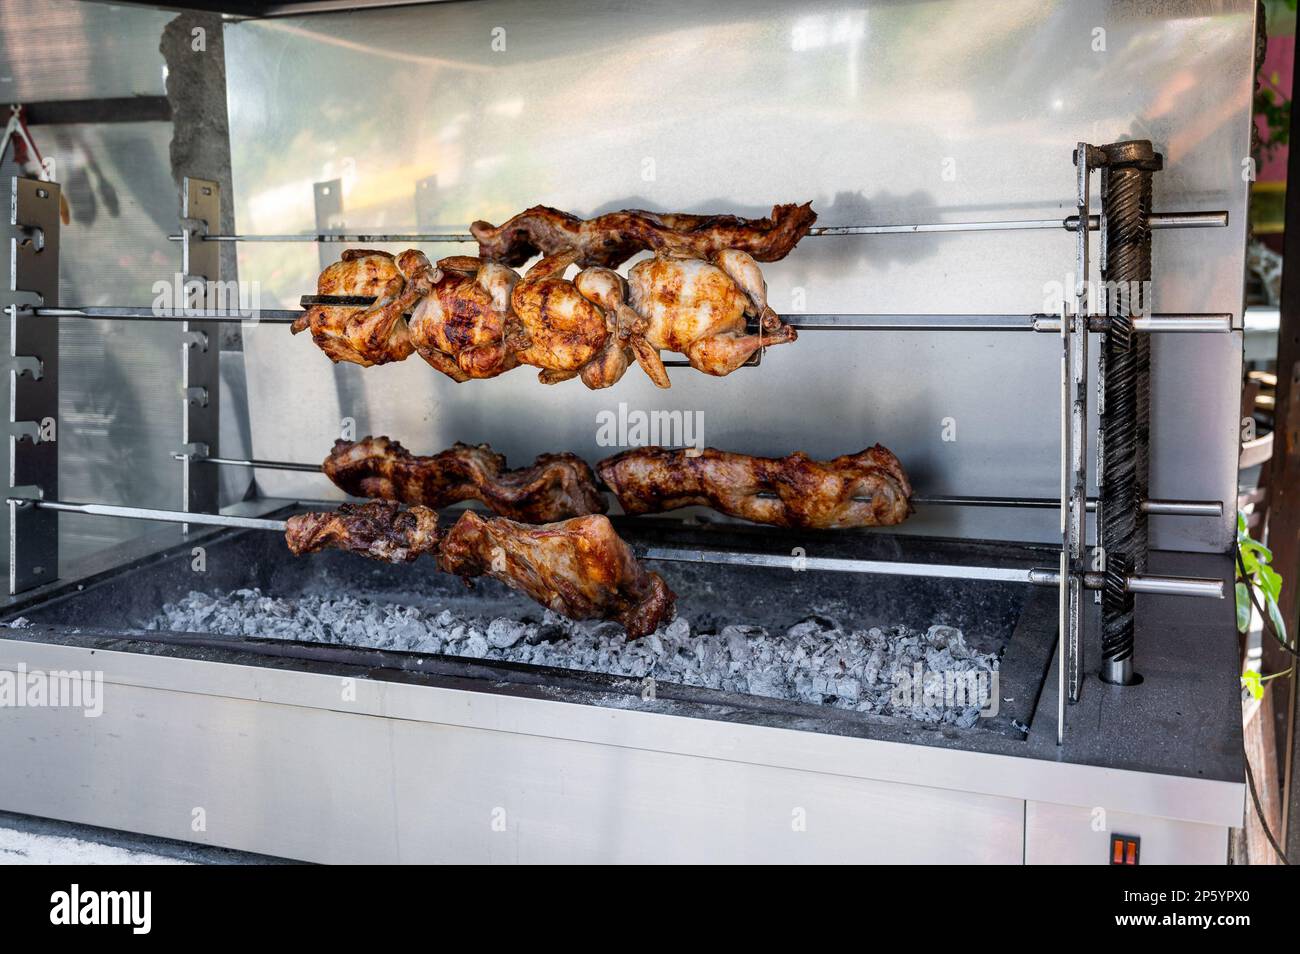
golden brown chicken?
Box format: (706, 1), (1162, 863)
(437, 511), (675, 638)
(322, 436), (606, 523)
(284, 501), (441, 562)
(406, 253), (524, 382)
(597, 445), (913, 529)
(290, 249), (428, 366)
(625, 249), (797, 384)
(510, 250), (632, 389)
(471, 203), (818, 268)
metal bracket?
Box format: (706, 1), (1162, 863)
(313, 178), (343, 272)
(414, 175), (439, 230)
(180, 177), (221, 521)
(8, 177), (60, 593)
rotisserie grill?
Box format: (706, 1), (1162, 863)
(0, 0), (1252, 865)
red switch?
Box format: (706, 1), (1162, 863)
(1109, 833), (1140, 865)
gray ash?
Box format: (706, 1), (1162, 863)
(145, 588), (1000, 727)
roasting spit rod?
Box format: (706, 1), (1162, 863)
(8, 497), (1224, 599)
(23, 305), (1234, 335)
(164, 210), (1228, 244)
(169, 454), (1222, 517)
(175, 455), (1223, 516)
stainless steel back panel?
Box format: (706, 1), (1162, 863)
(224, 0), (1254, 550)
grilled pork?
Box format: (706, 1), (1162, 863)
(322, 436), (607, 523)
(284, 501), (441, 563)
(597, 445), (913, 529)
(470, 202), (818, 268)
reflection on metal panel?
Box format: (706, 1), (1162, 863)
(2, 119), (183, 570)
(0, 1), (173, 102)
(225, 0), (1252, 550)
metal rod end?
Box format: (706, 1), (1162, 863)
(1099, 659), (1142, 686)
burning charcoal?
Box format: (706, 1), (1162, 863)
(745, 668), (784, 698)
(463, 632), (489, 657)
(487, 618), (529, 649)
(144, 588), (999, 728)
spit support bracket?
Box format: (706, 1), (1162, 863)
(180, 177), (221, 527)
(8, 177), (61, 595)
(1058, 140), (1164, 742)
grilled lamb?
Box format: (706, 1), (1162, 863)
(471, 202), (817, 268)
(322, 436), (607, 523)
(437, 511), (675, 638)
(597, 445), (913, 529)
(284, 501), (441, 562)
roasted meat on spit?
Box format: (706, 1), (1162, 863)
(437, 511), (675, 638)
(510, 250), (643, 388)
(285, 501), (674, 637)
(297, 198), (812, 385)
(322, 436), (607, 523)
(405, 253), (524, 381)
(290, 249), (423, 366)
(470, 202), (818, 268)
(626, 248), (797, 383)
(284, 501), (441, 563)
(597, 445), (913, 529)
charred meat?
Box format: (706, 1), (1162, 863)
(284, 501), (441, 563)
(471, 202), (817, 268)
(437, 511), (675, 638)
(322, 436), (607, 523)
(597, 445), (913, 529)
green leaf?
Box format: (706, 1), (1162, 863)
(1242, 670), (1264, 701)
(1266, 593), (1289, 645)
(1240, 549), (1261, 579)
(1238, 511), (1249, 535)
(1237, 582), (1253, 633)
(1240, 537), (1272, 562)
(1258, 564), (1284, 602)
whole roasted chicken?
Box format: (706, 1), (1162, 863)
(511, 250), (639, 389)
(405, 253), (523, 381)
(284, 502), (675, 638)
(626, 249), (797, 384)
(290, 249), (422, 366)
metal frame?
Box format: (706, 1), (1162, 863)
(8, 178), (61, 595)
(2, 146), (1230, 744)
(180, 177), (222, 518)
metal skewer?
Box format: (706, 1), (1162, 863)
(22, 305), (1233, 334)
(164, 210), (1228, 244)
(172, 453), (1222, 517)
(6, 497), (1223, 599)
